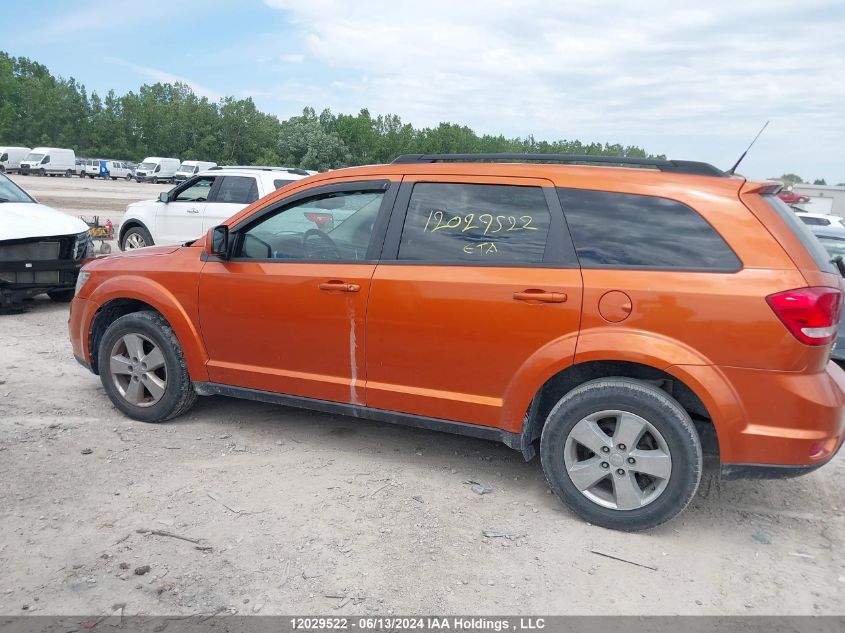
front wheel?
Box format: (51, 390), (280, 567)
(125, 174), (133, 181)
(97, 311), (197, 423)
(121, 226), (154, 250)
(540, 378), (702, 531)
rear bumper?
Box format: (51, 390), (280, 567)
(716, 361), (845, 468)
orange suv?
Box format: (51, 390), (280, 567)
(68, 154), (845, 530)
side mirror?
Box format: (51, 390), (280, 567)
(158, 191), (170, 203)
(208, 225), (230, 259)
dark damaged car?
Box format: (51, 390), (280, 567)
(0, 173), (94, 308)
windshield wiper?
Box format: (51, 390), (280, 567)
(0, 198), (10, 203)
(831, 255), (845, 278)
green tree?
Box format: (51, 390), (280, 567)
(813, 178), (827, 185)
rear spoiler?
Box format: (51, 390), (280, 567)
(742, 181), (783, 195)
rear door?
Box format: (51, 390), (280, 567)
(365, 175), (583, 430)
(156, 176), (215, 244)
(203, 175), (260, 231)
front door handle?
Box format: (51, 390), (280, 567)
(187, 207), (200, 214)
(513, 289), (567, 303)
(319, 280), (360, 293)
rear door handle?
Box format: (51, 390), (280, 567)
(319, 280), (360, 293)
(513, 289), (567, 303)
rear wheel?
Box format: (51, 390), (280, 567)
(125, 174), (132, 181)
(121, 226), (153, 250)
(65, 169), (73, 177)
(540, 378), (702, 531)
(97, 311), (197, 422)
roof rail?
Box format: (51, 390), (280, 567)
(391, 153), (726, 177)
(208, 165), (313, 176)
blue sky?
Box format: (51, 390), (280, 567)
(3, 0), (844, 183)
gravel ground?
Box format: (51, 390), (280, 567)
(0, 177), (844, 617)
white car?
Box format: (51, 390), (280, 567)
(0, 173), (93, 307)
(118, 166), (316, 250)
(795, 211), (845, 229)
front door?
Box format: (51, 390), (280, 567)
(365, 176), (583, 430)
(156, 176), (215, 245)
(198, 179), (396, 404)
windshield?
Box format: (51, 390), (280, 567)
(0, 173), (35, 203)
(178, 165), (197, 174)
(24, 153), (44, 162)
(138, 162), (156, 170)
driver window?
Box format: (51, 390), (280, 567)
(235, 189), (385, 261)
(175, 177), (215, 202)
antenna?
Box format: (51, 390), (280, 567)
(727, 121), (770, 175)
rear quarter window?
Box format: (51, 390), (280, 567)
(558, 188), (741, 271)
(763, 195), (835, 273)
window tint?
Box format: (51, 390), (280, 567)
(216, 176), (259, 204)
(0, 153), (7, 162)
(274, 179), (295, 189)
(235, 190), (384, 261)
(175, 177), (215, 202)
(397, 183), (550, 264)
(558, 188), (741, 271)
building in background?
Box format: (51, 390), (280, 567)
(793, 184), (845, 215)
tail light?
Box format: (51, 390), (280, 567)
(766, 287), (842, 345)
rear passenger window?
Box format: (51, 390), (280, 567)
(216, 176), (259, 204)
(398, 183), (550, 264)
(558, 189), (741, 271)
(274, 179), (295, 189)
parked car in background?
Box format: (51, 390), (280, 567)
(0, 172), (93, 307)
(779, 189), (810, 204)
(19, 147), (76, 177)
(103, 160), (134, 180)
(805, 226), (845, 363)
(0, 146), (32, 173)
(174, 160), (217, 182)
(795, 211), (845, 229)
(74, 158), (87, 177)
(71, 153), (845, 531)
(82, 158), (104, 178)
(134, 157), (180, 183)
(118, 166), (314, 250)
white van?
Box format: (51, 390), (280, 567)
(19, 147), (76, 177)
(0, 147), (32, 173)
(174, 160), (217, 182)
(134, 157), (180, 183)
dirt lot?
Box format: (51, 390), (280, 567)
(1, 177), (844, 617)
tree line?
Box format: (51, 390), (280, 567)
(0, 51), (656, 171)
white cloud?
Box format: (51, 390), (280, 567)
(280, 53), (305, 63)
(105, 58), (222, 101)
(262, 0), (845, 180)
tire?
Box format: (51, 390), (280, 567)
(65, 169), (73, 177)
(97, 311), (197, 423)
(540, 378), (702, 531)
(125, 174), (132, 181)
(47, 289), (75, 302)
(151, 177), (158, 184)
(121, 225), (154, 250)
(0, 165), (5, 173)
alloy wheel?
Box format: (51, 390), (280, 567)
(124, 233), (146, 249)
(109, 333), (167, 407)
(563, 409), (672, 510)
